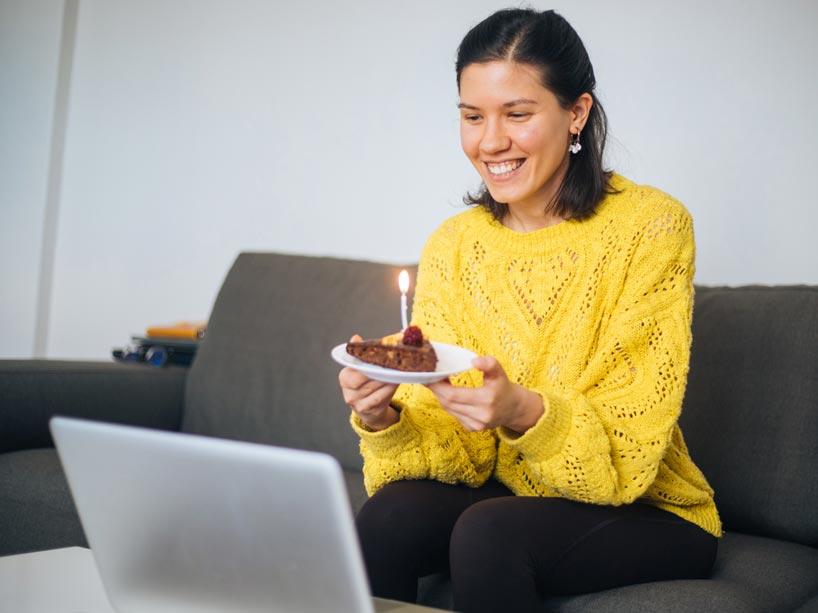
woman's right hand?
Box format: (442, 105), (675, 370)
(339, 335), (400, 431)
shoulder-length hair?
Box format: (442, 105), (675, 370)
(456, 8), (613, 221)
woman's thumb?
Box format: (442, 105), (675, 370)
(471, 355), (504, 378)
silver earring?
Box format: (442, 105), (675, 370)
(569, 132), (582, 155)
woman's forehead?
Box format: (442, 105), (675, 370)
(459, 61), (551, 104)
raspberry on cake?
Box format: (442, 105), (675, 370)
(346, 325), (438, 372)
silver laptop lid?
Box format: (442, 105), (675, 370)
(50, 416), (374, 613)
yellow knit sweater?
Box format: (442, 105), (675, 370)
(351, 174), (722, 537)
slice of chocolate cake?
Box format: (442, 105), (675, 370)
(346, 325), (438, 372)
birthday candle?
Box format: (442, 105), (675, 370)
(398, 270), (409, 330)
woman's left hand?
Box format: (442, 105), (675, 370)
(426, 356), (545, 434)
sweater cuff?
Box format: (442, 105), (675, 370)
(349, 409), (420, 455)
(498, 390), (572, 460)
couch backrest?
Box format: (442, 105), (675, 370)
(680, 286), (818, 547)
(183, 253), (416, 471)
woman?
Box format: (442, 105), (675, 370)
(338, 8), (721, 612)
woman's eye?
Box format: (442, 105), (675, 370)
(509, 112), (529, 119)
(463, 115), (481, 122)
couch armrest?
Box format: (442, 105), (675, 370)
(0, 360), (186, 453)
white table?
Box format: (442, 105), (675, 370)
(0, 547), (445, 612)
(0, 547), (115, 613)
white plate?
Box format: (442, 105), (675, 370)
(331, 341), (477, 384)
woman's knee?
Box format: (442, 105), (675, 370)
(450, 498), (525, 563)
(449, 498), (550, 612)
(356, 479), (471, 552)
(356, 482), (423, 550)
(450, 497), (579, 567)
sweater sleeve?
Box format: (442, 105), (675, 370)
(352, 218), (498, 495)
(497, 202), (696, 506)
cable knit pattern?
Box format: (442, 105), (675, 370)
(350, 174), (722, 537)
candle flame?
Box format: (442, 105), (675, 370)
(398, 270), (410, 294)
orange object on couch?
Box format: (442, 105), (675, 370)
(145, 321), (207, 340)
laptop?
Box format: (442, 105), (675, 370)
(50, 417), (439, 613)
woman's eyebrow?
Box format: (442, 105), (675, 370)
(503, 97), (537, 107)
(457, 97), (538, 110)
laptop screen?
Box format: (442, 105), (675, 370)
(50, 417), (374, 613)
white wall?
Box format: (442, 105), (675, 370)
(0, 0), (65, 358)
(3, 0), (818, 360)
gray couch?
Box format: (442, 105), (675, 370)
(2, 252), (817, 612)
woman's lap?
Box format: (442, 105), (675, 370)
(355, 479), (513, 603)
(356, 479), (717, 612)
(449, 494), (717, 612)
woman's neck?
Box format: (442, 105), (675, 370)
(501, 156), (570, 233)
(502, 204), (565, 233)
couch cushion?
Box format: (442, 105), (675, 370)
(551, 532), (818, 612)
(183, 253), (416, 471)
(795, 594), (818, 612)
(0, 448), (86, 556)
(417, 532), (818, 612)
(343, 468), (368, 516)
(0, 360), (185, 454)
(679, 286), (818, 547)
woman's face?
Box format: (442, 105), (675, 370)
(459, 61), (582, 214)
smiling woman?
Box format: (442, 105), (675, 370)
(338, 8), (721, 613)
(458, 61), (594, 231)
(456, 9), (611, 226)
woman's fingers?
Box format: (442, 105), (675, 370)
(358, 382), (398, 411)
(339, 367), (397, 411)
(426, 382), (489, 429)
(428, 380), (487, 407)
(426, 366), (510, 431)
(445, 404), (492, 431)
(339, 366), (381, 391)
(445, 408), (488, 432)
(341, 371), (394, 399)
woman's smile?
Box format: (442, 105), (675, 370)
(485, 159), (526, 179)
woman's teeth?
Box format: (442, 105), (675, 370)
(487, 160), (524, 175)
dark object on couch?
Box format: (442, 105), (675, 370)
(2, 253), (817, 612)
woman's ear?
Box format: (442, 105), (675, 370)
(571, 93), (593, 132)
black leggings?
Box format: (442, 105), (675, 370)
(355, 479), (717, 613)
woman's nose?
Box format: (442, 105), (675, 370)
(479, 120), (510, 154)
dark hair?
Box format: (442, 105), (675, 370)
(456, 8), (612, 221)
